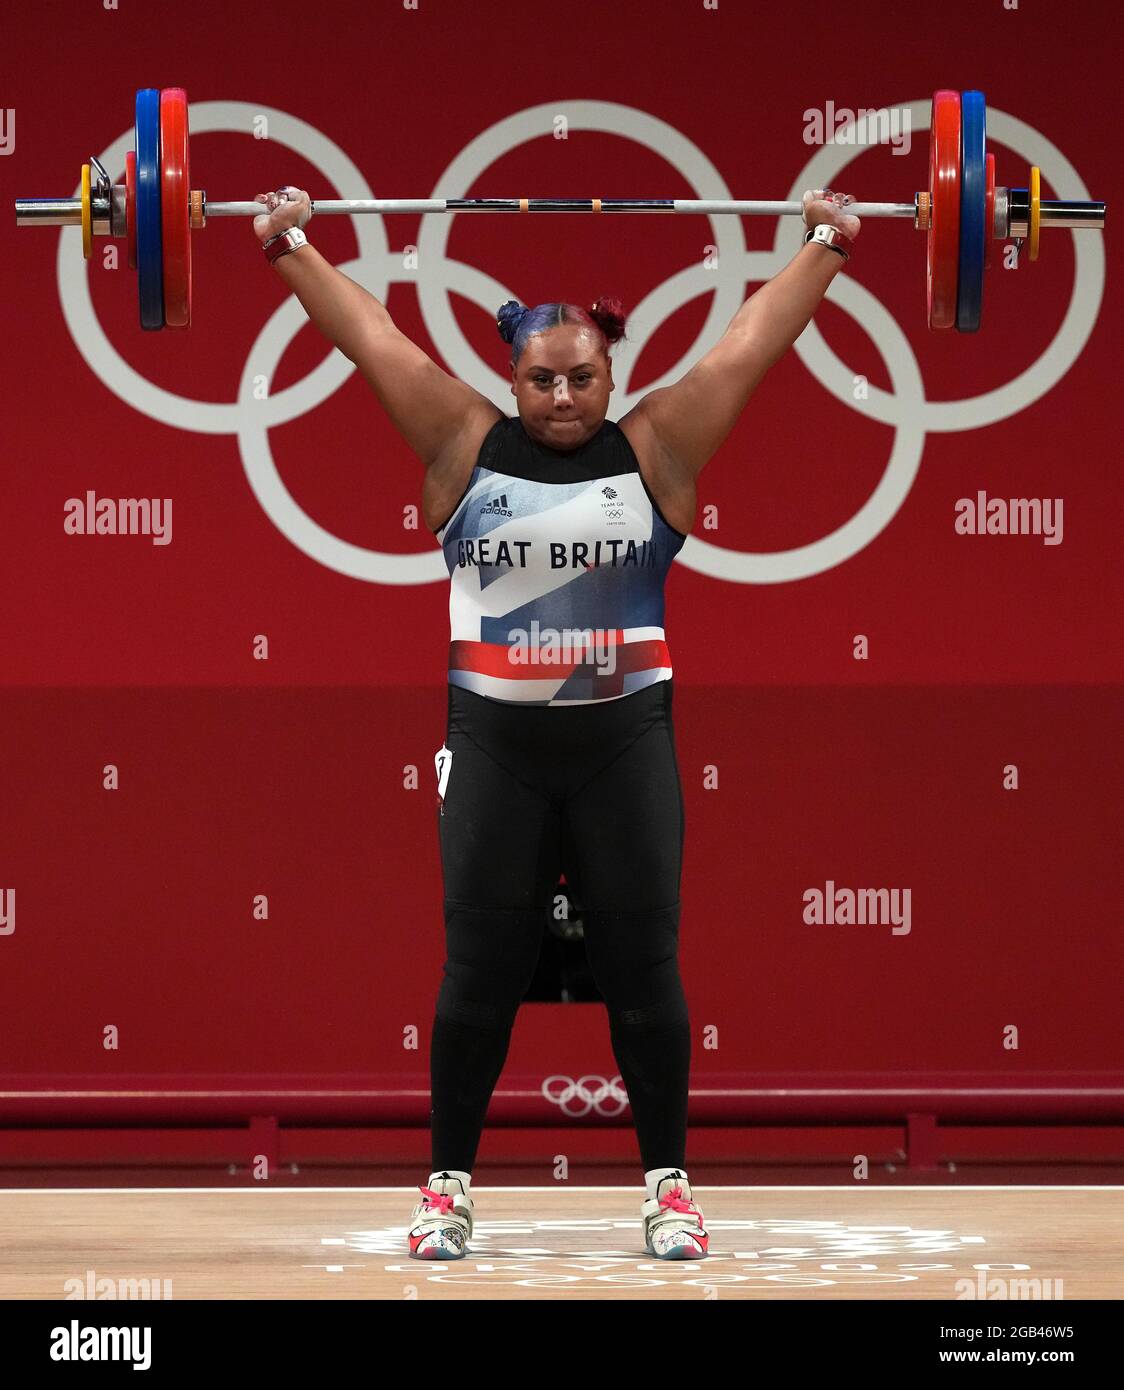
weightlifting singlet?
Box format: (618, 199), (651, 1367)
(433, 415), (687, 705)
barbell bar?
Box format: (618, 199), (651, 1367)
(15, 190), (1103, 225)
(13, 86), (1107, 334)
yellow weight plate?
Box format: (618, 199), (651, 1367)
(1029, 166), (1041, 262)
(80, 162), (92, 260)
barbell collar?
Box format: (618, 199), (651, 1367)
(110, 183), (126, 238)
(993, 186), (1008, 241)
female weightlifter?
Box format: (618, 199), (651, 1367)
(252, 183), (861, 1261)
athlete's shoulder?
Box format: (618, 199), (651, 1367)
(473, 413), (516, 466)
(599, 416), (641, 470)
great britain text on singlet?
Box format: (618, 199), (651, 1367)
(454, 537), (659, 570)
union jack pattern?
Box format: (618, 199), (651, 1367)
(435, 419), (686, 705)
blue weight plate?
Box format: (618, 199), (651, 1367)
(956, 89), (986, 332)
(135, 87), (164, 331)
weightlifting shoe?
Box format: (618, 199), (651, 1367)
(641, 1168), (709, 1259)
(407, 1170), (474, 1260)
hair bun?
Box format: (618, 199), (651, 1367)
(495, 299), (529, 345)
(588, 295), (626, 345)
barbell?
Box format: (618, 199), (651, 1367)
(14, 86), (1107, 334)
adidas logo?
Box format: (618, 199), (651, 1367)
(480, 493), (513, 517)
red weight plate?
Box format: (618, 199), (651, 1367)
(984, 151), (996, 269)
(159, 87), (192, 328)
(126, 149), (137, 271)
(927, 89), (961, 330)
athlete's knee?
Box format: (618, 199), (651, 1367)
(582, 902), (681, 966)
(581, 903), (689, 1028)
(437, 901), (548, 1030)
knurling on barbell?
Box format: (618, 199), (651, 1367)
(12, 86), (1108, 334)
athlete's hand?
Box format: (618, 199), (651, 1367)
(252, 185), (313, 244)
(801, 188), (861, 240)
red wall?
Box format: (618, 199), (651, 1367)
(0, 0), (1120, 1129)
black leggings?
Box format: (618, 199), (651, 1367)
(430, 678), (690, 1174)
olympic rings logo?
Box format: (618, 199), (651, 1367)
(59, 98), (1103, 585)
(541, 1073), (630, 1117)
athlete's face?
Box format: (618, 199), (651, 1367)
(510, 324), (614, 451)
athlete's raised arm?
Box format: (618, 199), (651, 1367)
(253, 185), (498, 469)
(620, 189), (862, 481)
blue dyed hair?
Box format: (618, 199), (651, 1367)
(496, 298), (627, 367)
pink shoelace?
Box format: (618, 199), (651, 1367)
(419, 1184), (455, 1215)
(658, 1184), (704, 1228)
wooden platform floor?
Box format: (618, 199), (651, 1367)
(1, 1185), (1119, 1299)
